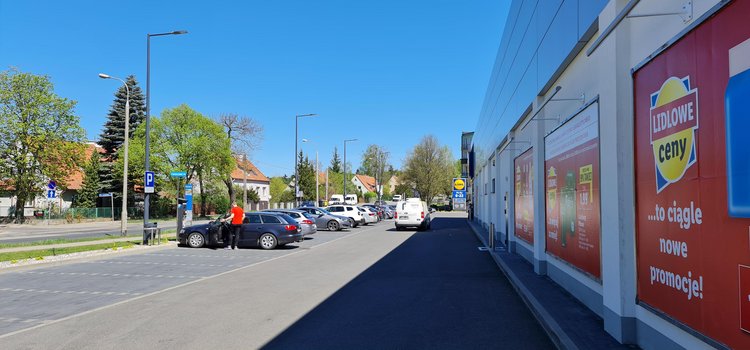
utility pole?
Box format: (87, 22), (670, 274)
(243, 154), (248, 211)
(325, 167), (329, 205)
(315, 150), (319, 206)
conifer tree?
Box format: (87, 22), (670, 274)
(330, 147), (342, 173)
(74, 152), (101, 208)
(97, 75), (145, 202)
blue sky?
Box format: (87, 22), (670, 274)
(0, 0), (509, 177)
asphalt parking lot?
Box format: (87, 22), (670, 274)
(0, 228), (353, 337)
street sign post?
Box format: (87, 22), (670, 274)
(170, 171), (187, 178)
(144, 171), (155, 193)
(184, 183), (193, 226)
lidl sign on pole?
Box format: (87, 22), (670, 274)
(144, 171), (155, 193)
(453, 178), (466, 191)
(452, 178), (467, 199)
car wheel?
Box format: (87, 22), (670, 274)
(348, 218), (356, 228)
(187, 232), (205, 248)
(327, 220), (340, 231)
(259, 233), (278, 250)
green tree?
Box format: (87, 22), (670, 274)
(73, 153), (101, 208)
(269, 177), (289, 204)
(122, 104), (233, 217)
(401, 135), (455, 203)
(297, 151), (316, 201)
(98, 75), (146, 203)
(330, 147), (342, 173)
(0, 69), (86, 222)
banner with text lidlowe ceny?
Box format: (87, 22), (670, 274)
(545, 101), (601, 279)
(633, 1), (750, 348)
(514, 148), (534, 244)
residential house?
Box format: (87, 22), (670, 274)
(231, 157), (270, 210)
(351, 174), (377, 200)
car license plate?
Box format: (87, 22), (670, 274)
(401, 216), (408, 219)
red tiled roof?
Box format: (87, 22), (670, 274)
(231, 157), (269, 183)
(354, 174), (377, 193)
(65, 143), (105, 190)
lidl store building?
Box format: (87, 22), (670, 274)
(469, 0), (750, 348)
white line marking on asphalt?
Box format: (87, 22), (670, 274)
(85, 261), (236, 268)
(0, 287), (142, 297)
(18, 271), (202, 279)
(0, 224), (381, 340)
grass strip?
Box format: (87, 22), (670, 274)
(0, 241), (140, 263)
(0, 229), (177, 249)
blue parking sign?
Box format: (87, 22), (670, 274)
(144, 171), (155, 193)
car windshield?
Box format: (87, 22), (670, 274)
(302, 212), (315, 219)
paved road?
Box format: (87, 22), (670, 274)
(0, 214), (553, 349)
(0, 219), (209, 244)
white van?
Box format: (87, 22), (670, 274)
(344, 194), (357, 205)
(392, 195), (402, 202)
(395, 198), (431, 230)
(330, 195), (344, 204)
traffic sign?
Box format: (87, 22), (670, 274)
(47, 180), (56, 190)
(144, 171), (155, 193)
(452, 190), (466, 199)
(170, 171), (187, 178)
(98, 193), (112, 198)
(185, 184), (193, 211)
(46, 190), (56, 199)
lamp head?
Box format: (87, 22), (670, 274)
(172, 30), (188, 35)
(98, 73), (111, 79)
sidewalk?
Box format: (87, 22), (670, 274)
(466, 218), (637, 350)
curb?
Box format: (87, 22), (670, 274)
(466, 218), (577, 350)
(0, 233), (176, 254)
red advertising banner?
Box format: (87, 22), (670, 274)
(633, 2), (750, 348)
(545, 102), (601, 278)
(514, 148), (534, 244)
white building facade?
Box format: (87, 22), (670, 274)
(471, 1), (750, 349)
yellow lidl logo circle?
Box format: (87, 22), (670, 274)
(454, 179), (465, 191)
(649, 76), (699, 193)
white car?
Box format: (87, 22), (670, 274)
(392, 195), (402, 202)
(325, 205), (364, 227)
(358, 206), (378, 224)
(395, 198), (431, 231)
(344, 194), (357, 205)
(329, 195), (344, 205)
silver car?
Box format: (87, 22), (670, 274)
(296, 207), (352, 231)
(263, 209), (317, 237)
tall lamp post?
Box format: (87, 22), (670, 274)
(144, 29), (188, 230)
(294, 114), (316, 206)
(343, 139), (358, 200)
(302, 139), (319, 206)
(98, 73), (130, 236)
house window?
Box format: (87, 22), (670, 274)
(492, 178), (495, 193)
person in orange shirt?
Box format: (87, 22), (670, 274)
(220, 202), (245, 250)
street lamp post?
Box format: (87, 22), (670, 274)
(294, 114), (316, 207)
(98, 73), (130, 236)
(144, 30), (187, 232)
(343, 139), (358, 200)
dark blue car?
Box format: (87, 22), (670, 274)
(178, 212), (302, 250)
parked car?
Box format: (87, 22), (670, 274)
(392, 195), (402, 202)
(362, 204), (384, 220)
(326, 205), (364, 227)
(263, 209), (317, 237)
(178, 212), (302, 249)
(394, 198), (431, 231)
(380, 205), (394, 219)
(295, 206), (352, 231)
(359, 206), (378, 224)
(373, 200), (387, 206)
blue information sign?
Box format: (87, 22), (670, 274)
(185, 183), (193, 210)
(144, 171), (155, 193)
(452, 190), (466, 199)
(170, 171), (187, 178)
(46, 190), (56, 199)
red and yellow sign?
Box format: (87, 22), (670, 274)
(545, 102), (601, 278)
(514, 148), (534, 244)
(634, 2), (750, 348)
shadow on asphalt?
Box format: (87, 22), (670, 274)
(261, 216), (554, 350)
